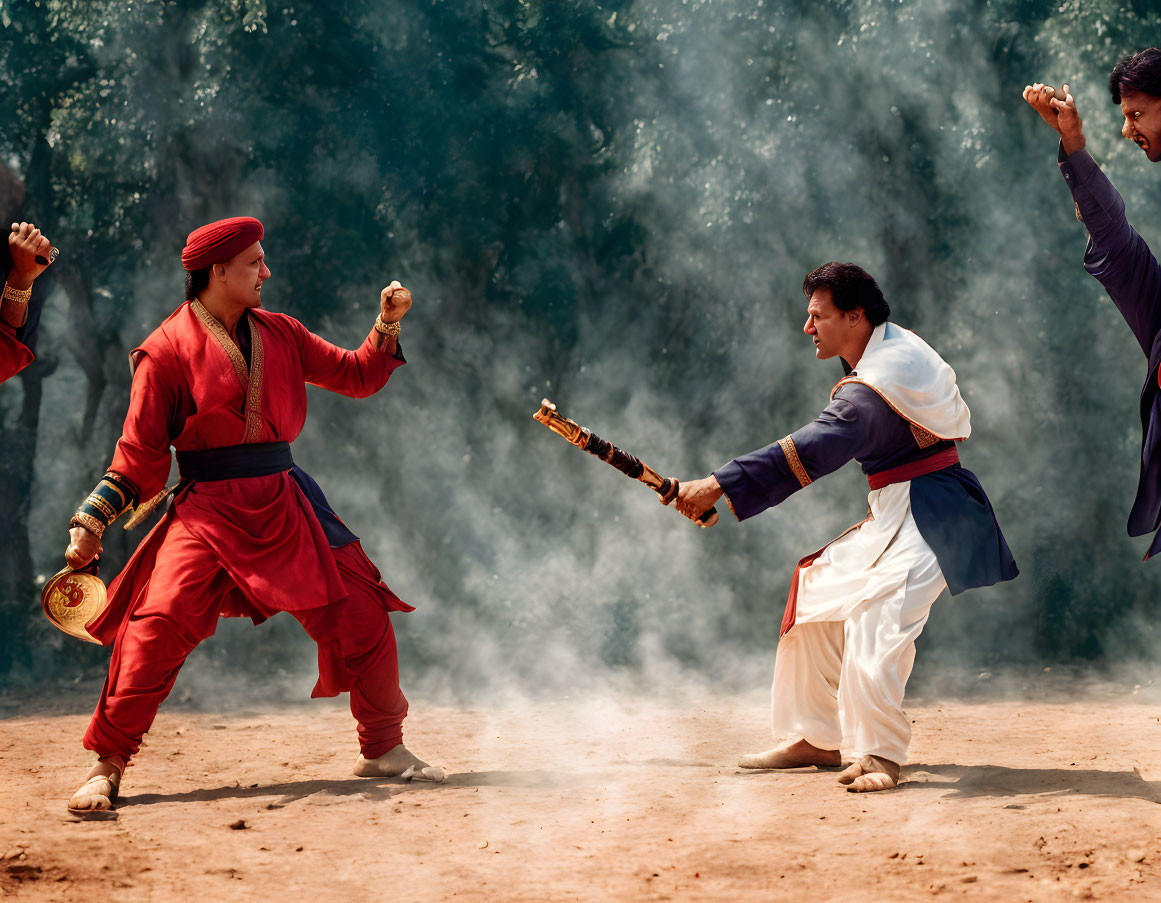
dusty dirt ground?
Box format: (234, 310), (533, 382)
(0, 690), (1158, 902)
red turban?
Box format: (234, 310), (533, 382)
(181, 216), (264, 271)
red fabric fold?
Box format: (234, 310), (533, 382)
(779, 548), (826, 638)
(0, 328), (33, 383)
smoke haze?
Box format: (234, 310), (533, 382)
(3, 0), (1161, 706)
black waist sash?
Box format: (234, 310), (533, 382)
(176, 441), (293, 482)
(170, 442), (357, 548)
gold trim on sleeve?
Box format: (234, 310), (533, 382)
(778, 436), (812, 488)
(84, 494), (118, 520)
(98, 478), (128, 509)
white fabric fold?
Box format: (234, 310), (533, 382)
(793, 482), (926, 624)
(774, 481), (947, 763)
(831, 321), (971, 441)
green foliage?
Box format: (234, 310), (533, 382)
(2, 0), (1161, 691)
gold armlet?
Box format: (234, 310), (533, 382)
(374, 316), (401, 337)
(85, 494), (118, 520)
(2, 282), (32, 304)
(71, 473), (138, 538)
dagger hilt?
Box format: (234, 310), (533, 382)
(534, 399), (719, 527)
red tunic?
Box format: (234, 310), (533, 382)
(0, 322), (33, 383)
(88, 300), (410, 645)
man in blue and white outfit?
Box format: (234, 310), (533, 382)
(674, 263), (1018, 792)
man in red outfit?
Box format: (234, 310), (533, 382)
(64, 216), (442, 815)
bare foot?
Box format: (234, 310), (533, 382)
(837, 755), (900, 792)
(353, 744), (445, 783)
(67, 757), (124, 815)
(739, 738), (842, 770)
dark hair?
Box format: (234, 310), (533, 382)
(184, 266), (210, 301)
(802, 262), (890, 326)
(1109, 48), (1161, 104)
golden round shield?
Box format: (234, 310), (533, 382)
(41, 565), (108, 645)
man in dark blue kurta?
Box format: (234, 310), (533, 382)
(1, 221), (54, 382)
(1025, 53), (1161, 558)
(675, 263), (1017, 792)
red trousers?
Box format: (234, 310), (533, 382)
(84, 516), (408, 762)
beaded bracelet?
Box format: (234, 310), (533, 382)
(374, 316), (401, 337)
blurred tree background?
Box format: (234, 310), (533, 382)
(2, 0), (1159, 699)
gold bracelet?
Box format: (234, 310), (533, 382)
(2, 282), (31, 304)
(374, 316), (401, 337)
(70, 513), (106, 538)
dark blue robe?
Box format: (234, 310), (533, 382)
(1059, 142), (1161, 558)
(713, 382), (1018, 595)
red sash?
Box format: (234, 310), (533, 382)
(866, 445), (959, 490)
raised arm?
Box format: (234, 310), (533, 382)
(1024, 81), (1161, 354)
(2, 221), (56, 332)
(293, 281), (411, 397)
(1060, 146), (1161, 353)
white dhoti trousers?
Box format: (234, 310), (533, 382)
(770, 480), (947, 765)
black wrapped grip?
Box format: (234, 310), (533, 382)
(584, 434), (717, 526)
(583, 432), (645, 479)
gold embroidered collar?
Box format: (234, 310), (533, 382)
(191, 300), (265, 443)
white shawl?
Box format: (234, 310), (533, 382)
(830, 321), (971, 441)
